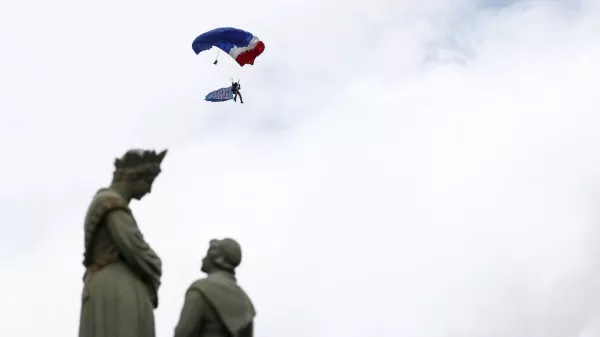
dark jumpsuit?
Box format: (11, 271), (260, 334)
(231, 82), (243, 103)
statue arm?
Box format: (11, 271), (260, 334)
(174, 288), (205, 337)
(106, 209), (162, 291)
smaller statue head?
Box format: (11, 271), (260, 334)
(201, 238), (242, 274)
(112, 149), (167, 200)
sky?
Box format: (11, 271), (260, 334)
(1, 0), (600, 336)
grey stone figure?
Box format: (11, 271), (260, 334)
(174, 238), (256, 337)
(79, 149), (167, 337)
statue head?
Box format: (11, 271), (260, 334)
(201, 238), (242, 274)
(111, 149), (167, 200)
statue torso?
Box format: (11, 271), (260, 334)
(82, 188), (130, 272)
(191, 272), (255, 337)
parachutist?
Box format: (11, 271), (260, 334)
(232, 81), (243, 104)
(213, 59), (218, 65)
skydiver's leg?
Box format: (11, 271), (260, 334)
(233, 90), (237, 102)
(238, 91), (243, 104)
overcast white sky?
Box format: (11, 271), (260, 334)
(2, 0), (600, 336)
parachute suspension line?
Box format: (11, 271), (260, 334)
(213, 49), (220, 65)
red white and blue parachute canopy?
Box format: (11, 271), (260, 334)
(192, 27), (265, 66)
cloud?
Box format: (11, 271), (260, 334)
(2, 0), (600, 336)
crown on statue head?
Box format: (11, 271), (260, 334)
(113, 149), (168, 179)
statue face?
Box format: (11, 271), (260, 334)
(201, 251), (213, 273)
(131, 176), (155, 200)
(201, 244), (219, 273)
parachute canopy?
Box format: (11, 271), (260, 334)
(192, 27), (265, 66)
(205, 86), (234, 102)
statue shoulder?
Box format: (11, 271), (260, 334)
(188, 277), (210, 292)
(188, 275), (256, 333)
(85, 188), (130, 220)
(82, 188), (131, 267)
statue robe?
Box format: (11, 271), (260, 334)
(79, 188), (162, 337)
(174, 270), (256, 337)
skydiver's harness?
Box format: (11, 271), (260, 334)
(230, 77), (241, 93)
(231, 82), (240, 92)
(231, 81), (243, 103)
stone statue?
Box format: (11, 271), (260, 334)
(174, 238), (256, 337)
(78, 149), (167, 337)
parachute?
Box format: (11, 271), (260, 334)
(205, 86), (234, 102)
(192, 27), (265, 66)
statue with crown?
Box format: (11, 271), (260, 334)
(78, 149), (167, 337)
